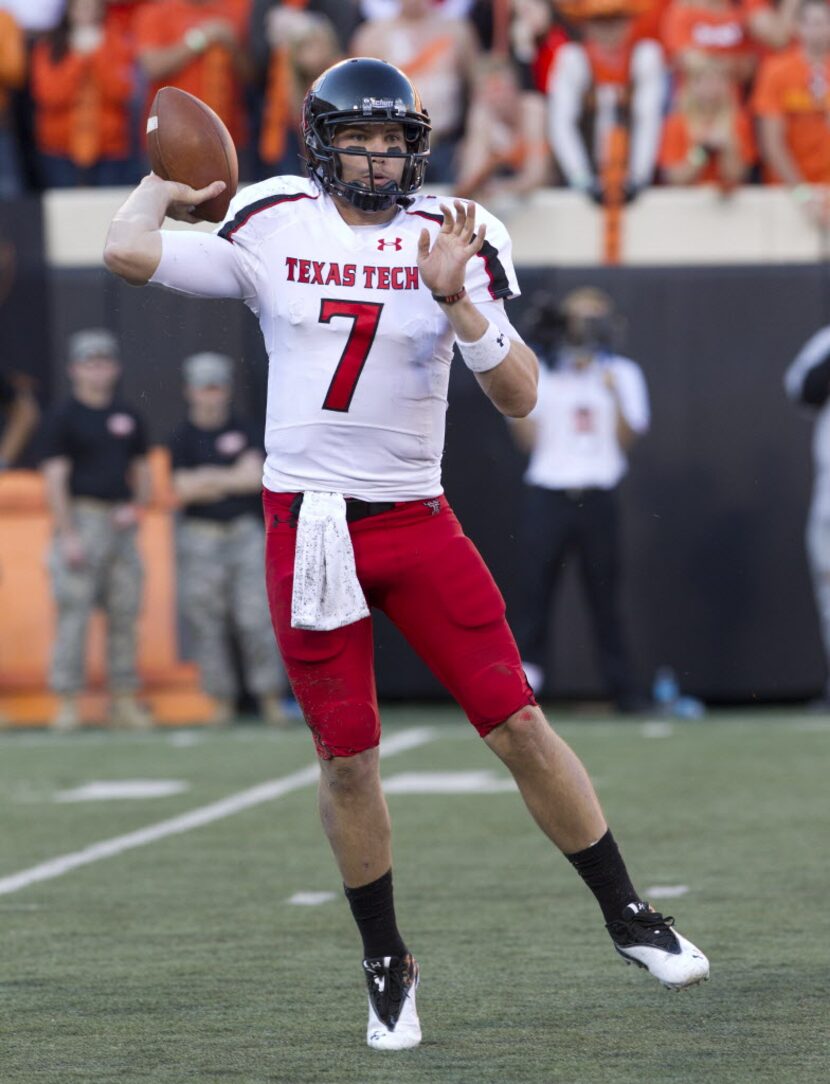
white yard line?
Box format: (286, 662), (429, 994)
(0, 726), (435, 897)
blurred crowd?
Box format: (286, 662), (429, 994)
(0, 0), (827, 223)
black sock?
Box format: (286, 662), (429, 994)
(343, 869), (407, 960)
(565, 829), (641, 924)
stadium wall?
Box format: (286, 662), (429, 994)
(14, 187), (830, 703)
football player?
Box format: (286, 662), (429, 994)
(104, 57), (709, 1051)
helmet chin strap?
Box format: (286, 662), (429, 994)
(339, 183), (399, 212)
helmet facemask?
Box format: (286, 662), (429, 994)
(307, 112), (430, 212)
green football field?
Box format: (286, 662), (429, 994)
(1, 706), (828, 1084)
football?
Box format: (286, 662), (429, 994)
(146, 86), (238, 223)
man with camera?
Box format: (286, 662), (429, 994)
(511, 286), (649, 711)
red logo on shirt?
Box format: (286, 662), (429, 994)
(377, 237), (403, 251)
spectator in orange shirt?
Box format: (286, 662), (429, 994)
(659, 51), (756, 186)
(104, 0), (155, 41)
(253, 7), (342, 178)
(752, 0), (830, 225)
(134, 0), (252, 168)
(350, 0), (480, 182)
(661, 0), (800, 84)
(548, 0), (666, 201)
(31, 0), (137, 188)
(455, 52), (554, 204)
(0, 10), (26, 197)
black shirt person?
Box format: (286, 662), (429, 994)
(167, 351), (289, 727)
(40, 328), (152, 732)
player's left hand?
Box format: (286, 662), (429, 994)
(417, 199), (486, 299)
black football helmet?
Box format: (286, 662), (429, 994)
(302, 57), (431, 212)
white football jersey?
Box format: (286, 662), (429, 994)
(151, 176), (520, 500)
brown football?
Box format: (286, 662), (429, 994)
(147, 86), (238, 223)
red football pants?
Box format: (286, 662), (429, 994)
(262, 490), (535, 759)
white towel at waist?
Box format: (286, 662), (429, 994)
(290, 491), (370, 631)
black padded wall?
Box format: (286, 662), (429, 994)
(45, 261), (830, 703)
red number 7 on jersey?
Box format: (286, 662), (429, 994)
(319, 299), (384, 412)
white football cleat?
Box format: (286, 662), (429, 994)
(607, 902), (710, 990)
(363, 953), (421, 1050)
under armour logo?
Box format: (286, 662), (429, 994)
(496, 333), (505, 348)
(377, 237), (403, 251)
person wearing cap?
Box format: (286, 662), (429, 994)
(40, 327), (153, 732)
(167, 351), (290, 726)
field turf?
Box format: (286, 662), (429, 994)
(1, 706), (828, 1084)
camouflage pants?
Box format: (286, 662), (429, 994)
(49, 502), (143, 694)
(178, 515), (285, 700)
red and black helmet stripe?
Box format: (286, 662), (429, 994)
(219, 192), (316, 242)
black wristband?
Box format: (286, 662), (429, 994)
(432, 286), (466, 305)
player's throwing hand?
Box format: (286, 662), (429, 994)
(417, 199), (486, 298)
(141, 173), (227, 223)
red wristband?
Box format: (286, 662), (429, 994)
(431, 286), (466, 305)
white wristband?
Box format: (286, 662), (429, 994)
(457, 320), (510, 373)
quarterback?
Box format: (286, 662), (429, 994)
(104, 57), (708, 1051)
